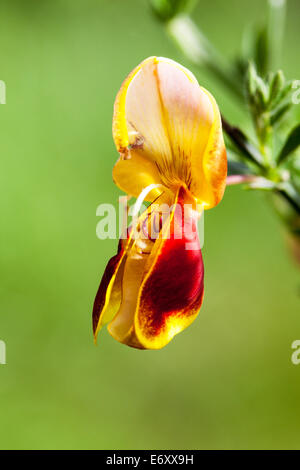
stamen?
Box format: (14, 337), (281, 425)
(131, 183), (163, 217)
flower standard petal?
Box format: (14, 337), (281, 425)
(113, 57), (166, 202)
(112, 56), (227, 207)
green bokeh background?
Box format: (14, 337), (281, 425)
(1, 0), (300, 450)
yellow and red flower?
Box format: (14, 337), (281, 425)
(93, 56), (227, 349)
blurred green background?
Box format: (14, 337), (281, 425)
(0, 0), (300, 450)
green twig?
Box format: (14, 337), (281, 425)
(166, 15), (244, 100)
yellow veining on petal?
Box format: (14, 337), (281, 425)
(112, 56), (227, 208)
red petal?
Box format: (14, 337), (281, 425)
(134, 186), (204, 349)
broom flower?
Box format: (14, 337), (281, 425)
(93, 57), (227, 349)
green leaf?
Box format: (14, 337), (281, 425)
(227, 160), (252, 176)
(246, 61), (257, 97)
(270, 102), (292, 126)
(222, 117), (265, 168)
(256, 79), (269, 108)
(254, 26), (269, 76)
(268, 70), (285, 105)
(278, 181), (300, 214)
(272, 80), (293, 108)
(277, 124), (300, 164)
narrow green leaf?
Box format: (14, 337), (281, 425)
(254, 27), (269, 76)
(270, 102), (292, 126)
(222, 117), (265, 168)
(227, 160), (252, 176)
(272, 80), (293, 108)
(278, 181), (300, 214)
(246, 62), (257, 97)
(277, 124), (300, 164)
(268, 70), (285, 105)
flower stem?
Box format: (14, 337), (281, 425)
(166, 15), (243, 101)
(226, 175), (257, 186)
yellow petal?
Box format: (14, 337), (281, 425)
(112, 56), (227, 208)
(113, 150), (163, 201)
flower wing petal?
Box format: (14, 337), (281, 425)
(113, 150), (163, 200)
(92, 233), (131, 341)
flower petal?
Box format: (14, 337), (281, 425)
(113, 150), (163, 201)
(112, 56), (227, 207)
(134, 186), (204, 349)
(106, 192), (173, 347)
(92, 231), (131, 340)
(108, 186), (204, 349)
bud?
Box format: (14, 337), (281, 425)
(149, 0), (197, 22)
(268, 70), (285, 103)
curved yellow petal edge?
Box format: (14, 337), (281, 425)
(112, 56), (227, 208)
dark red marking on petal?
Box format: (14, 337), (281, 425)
(137, 187), (204, 339)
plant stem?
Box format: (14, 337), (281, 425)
(268, 0), (286, 71)
(222, 117), (300, 214)
(227, 175), (257, 185)
(161, 7), (300, 216)
(166, 14), (243, 100)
